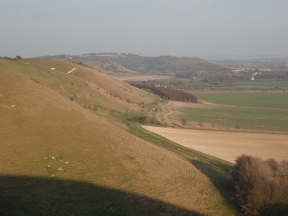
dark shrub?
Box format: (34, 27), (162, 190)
(232, 155), (288, 216)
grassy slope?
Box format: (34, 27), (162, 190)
(0, 59), (236, 215)
(1, 59), (160, 127)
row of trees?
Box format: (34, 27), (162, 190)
(232, 155), (288, 215)
(1, 56), (22, 60)
(132, 84), (198, 103)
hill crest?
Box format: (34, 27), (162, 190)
(39, 53), (231, 74)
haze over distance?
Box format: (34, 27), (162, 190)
(1, 0), (288, 58)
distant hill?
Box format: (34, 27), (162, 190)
(39, 53), (231, 75)
(96, 60), (136, 75)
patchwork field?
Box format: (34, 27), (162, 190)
(144, 90), (288, 164)
(142, 126), (288, 163)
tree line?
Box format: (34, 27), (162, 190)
(131, 84), (197, 103)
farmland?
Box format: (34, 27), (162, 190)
(167, 92), (288, 132)
(193, 92), (288, 109)
(142, 87), (288, 164)
(235, 80), (288, 89)
(143, 125), (288, 163)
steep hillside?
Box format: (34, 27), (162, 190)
(0, 58), (235, 215)
(1, 58), (157, 117)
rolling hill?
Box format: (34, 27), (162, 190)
(97, 60), (136, 75)
(0, 58), (235, 215)
(40, 53), (231, 75)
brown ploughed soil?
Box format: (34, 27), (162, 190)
(143, 126), (288, 163)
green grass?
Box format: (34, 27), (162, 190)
(178, 92), (288, 132)
(194, 92), (288, 109)
(236, 80), (288, 89)
(179, 106), (288, 132)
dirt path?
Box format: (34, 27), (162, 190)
(142, 126), (288, 163)
(155, 101), (204, 129)
(155, 101), (174, 125)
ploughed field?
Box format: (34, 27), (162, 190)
(142, 126), (288, 163)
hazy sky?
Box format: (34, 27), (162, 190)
(1, 0), (288, 58)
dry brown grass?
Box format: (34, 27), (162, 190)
(72, 64), (157, 105)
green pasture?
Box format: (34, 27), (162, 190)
(179, 106), (288, 132)
(194, 92), (288, 109)
(180, 92), (288, 132)
(235, 80), (288, 89)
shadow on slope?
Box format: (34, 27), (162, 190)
(189, 160), (235, 210)
(0, 175), (204, 216)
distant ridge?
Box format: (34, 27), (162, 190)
(39, 53), (231, 74)
(97, 60), (136, 74)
